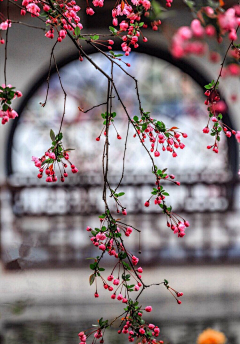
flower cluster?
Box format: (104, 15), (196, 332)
(32, 130), (78, 182)
(3, 0), (169, 55)
(86, 217), (144, 303)
(171, 4), (240, 59)
(20, 0), (82, 41)
(95, 111), (122, 141)
(132, 111), (187, 159)
(202, 80), (239, 152)
(80, 215), (183, 343)
(145, 168), (189, 237)
(110, 0), (156, 56)
(0, 84), (22, 125)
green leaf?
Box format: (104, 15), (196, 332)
(65, 148), (75, 151)
(9, 91), (15, 98)
(118, 192), (125, 197)
(152, 0), (162, 16)
(162, 192), (169, 196)
(79, 36), (88, 40)
(41, 158), (53, 165)
(114, 54), (123, 57)
(133, 116), (139, 122)
(118, 252), (127, 260)
(142, 123), (147, 131)
(122, 261), (131, 270)
(2, 104), (9, 111)
(50, 129), (56, 141)
(109, 26), (117, 34)
(99, 267), (105, 271)
(90, 263), (97, 270)
(74, 26), (81, 37)
(89, 274), (95, 285)
(55, 132), (63, 141)
(183, 0), (195, 9)
(99, 214), (106, 219)
(90, 35), (99, 40)
(111, 112), (117, 118)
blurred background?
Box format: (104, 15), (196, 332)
(0, 0), (240, 343)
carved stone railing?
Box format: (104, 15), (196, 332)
(0, 175), (239, 269)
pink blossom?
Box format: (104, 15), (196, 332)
(99, 244), (106, 251)
(145, 306), (152, 312)
(113, 278), (120, 285)
(26, 3), (40, 16)
(0, 20), (11, 30)
(191, 19), (205, 38)
(96, 233), (106, 240)
(86, 7), (95, 15)
(205, 25), (216, 36)
(236, 131), (240, 143)
(178, 26), (192, 40)
(218, 8), (237, 31)
(132, 255), (139, 265)
(117, 293), (123, 300)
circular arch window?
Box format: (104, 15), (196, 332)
(6, 47), (238, 181)
(3, 46), (240, 266)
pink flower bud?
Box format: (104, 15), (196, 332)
(145, 306), (152, 312)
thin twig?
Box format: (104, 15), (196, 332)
(40, 40), (58, 107)
(10, 20), (45, 30)
(53, 53), (67, 133)
(4, 0), (10, 85)
(79, 99), (114, 114)
(115, 120), (130, 192)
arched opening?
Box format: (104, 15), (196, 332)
(2, 45), (239, 269)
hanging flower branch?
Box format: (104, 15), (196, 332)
(1, 0), (240, 343)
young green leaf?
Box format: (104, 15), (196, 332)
(50, 129), (56, 141)
(89, 274), (95, 285)
(74, 26), (81, 37)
